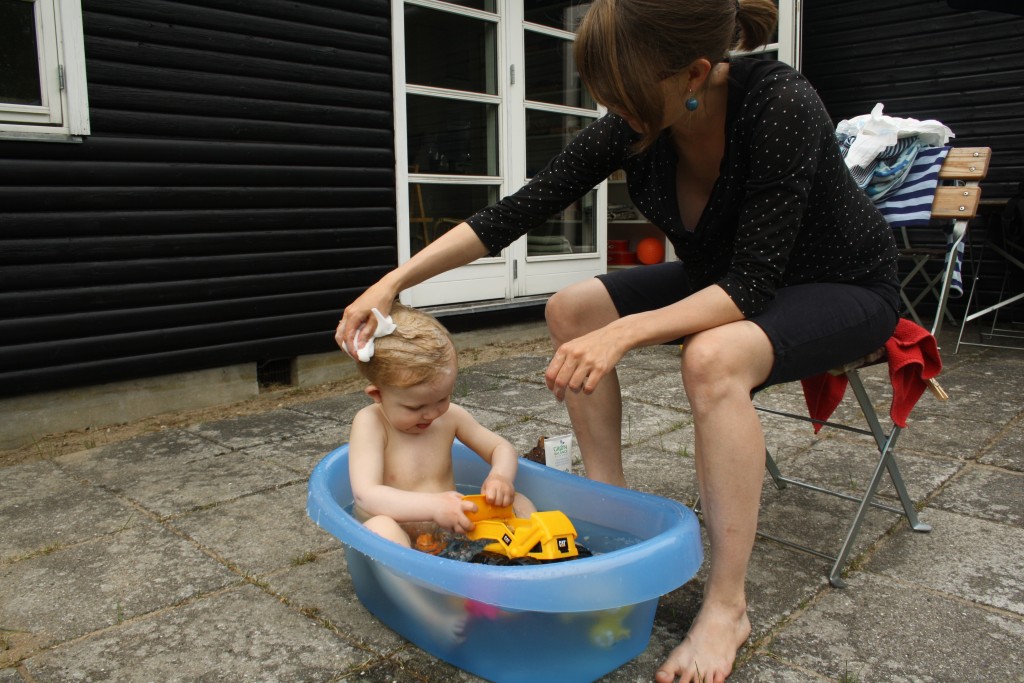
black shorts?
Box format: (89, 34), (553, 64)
(596, 261), (900, 389)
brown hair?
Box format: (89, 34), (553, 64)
(575, 0), (778, 152)
(356, 303), (456, 388)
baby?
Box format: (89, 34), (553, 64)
(347, 302), (535, 548)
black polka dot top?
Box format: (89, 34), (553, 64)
(466, 57), (899, 318)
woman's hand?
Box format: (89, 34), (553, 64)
(433, 491), (477, 534)
(481, 473), (516, 508)
(545, 322), (630, 401)
(335, 279), (398, 359)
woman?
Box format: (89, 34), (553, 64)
(337, 1), (900, 681)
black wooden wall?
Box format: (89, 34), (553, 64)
(0, 0), (396, 397)
(802, 0), (1024, 324)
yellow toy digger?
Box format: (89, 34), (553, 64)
(461, 494), (584, 562)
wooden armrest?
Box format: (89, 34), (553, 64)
(931, 185), (982, 220)
(938, 147), (991, 181)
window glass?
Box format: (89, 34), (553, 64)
(525, 110), (590, 176)
(407, 94), (499, 176)
(523, 0), (590, 31)
(527, 190), (596, 255)
(0, 0), (43, 106)
(409, 184), (498, 254)
(434, 0), (496, 12)
(405, 5), (497, 94)
(524, 30), (595, 109)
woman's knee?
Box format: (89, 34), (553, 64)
(546, 278), (618, 344)
(680, 324), (773, 399)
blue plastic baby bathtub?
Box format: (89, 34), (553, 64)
(307, 441), (703, 683)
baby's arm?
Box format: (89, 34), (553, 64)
(348, 407), (476, 533)
(448, 403), (520, 507)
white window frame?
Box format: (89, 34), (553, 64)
(1, 0), (90, 142)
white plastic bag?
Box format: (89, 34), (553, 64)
(836, 103), (954, 170)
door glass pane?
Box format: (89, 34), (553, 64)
(405, 5), (497, 94)
(528, 190), (596, 255)
(435, 0), (496, 12)
(0, 0), (42, 106)
(525, 110), (591, 176)
(525, 30), (595, 109)
(409, 184), (499, 255)
(526, 110), (597, 255)
(524, 0), (590, 32)
(408, 94), (499, 176)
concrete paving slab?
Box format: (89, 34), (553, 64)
(777, 438), (963, 503)
(262, 548), (408, 655)
(0, 523), (238, 654)
(169, 482), (339, 577)
(453, 371), (520, 399)
(929, 463), (1024, 526)
(285, 392), (370, 424)
(728, 653), (832, 682)
(633, 417), (695, 459)
(896, 412), (1005, 458)
(620, 400), (690, 448)
(251, 427), (349, 476)
(458, 382), (569, 425)
(621, 444), (698, 502)
(22, 584), (361, 683)
(619, 367), (691, 411)
(866, 508), (1024, 615)
(0, 460), (138, 564)
(184, 409), (337, 451)
(766, 572), (1024, 681)
(59, 442), (304, 519)
(464, 355), (550, 383)
(755, 484), (894, 573)
(979, 416), (1024, 472)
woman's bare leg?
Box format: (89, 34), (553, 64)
(655, 321), (773, 683)
(545, 279), (626, 486)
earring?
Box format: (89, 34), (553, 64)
(685, 94), (699, 111)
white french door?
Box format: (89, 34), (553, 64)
(392, 0), (800, 309)
(393, 0), (603, 309)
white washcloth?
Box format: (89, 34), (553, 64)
(342, 308), (397, 362)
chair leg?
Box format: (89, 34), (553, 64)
(765, 450), (787, 490)
(756, 370), (932, 587)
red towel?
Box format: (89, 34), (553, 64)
(800, 319), (942, 433)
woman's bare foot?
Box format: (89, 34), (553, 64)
(654, 600), (751, 683)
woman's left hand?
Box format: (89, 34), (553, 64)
(545, 324), (628, 401)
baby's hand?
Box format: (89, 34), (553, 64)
(433, 491), (476, 534)
(481, 474), (515, 508)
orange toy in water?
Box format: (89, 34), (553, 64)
(636, 237), (665, 265)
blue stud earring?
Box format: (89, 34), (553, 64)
(685, 95), (699, 111)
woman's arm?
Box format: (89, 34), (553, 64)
(336, 223), (488, 355)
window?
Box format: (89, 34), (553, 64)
(0, 0), (90, 140)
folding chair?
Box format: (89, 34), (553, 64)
(754, 334), (944, 588)
(894, 147), (992, 336)
(744, 148), (991, 588)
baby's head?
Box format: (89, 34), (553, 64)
(357, 303), (457, 390)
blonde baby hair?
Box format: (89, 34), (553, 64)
(357, 303), (456, 388)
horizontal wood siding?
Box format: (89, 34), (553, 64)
(0, 0), (395, 396)
(803, 0), (1024, 323)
